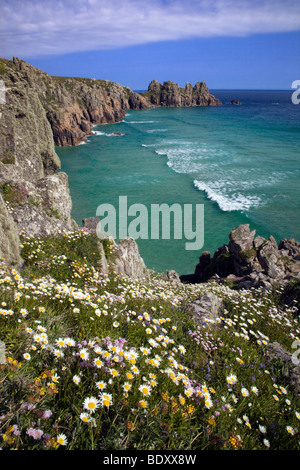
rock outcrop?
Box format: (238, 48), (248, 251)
(141, 79), (221, 107)
(82, 217), (150, 281)
(184, 292), (224, 328)
(180, 224), (300, 290)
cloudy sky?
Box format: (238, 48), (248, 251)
(1, 0), (300, 89)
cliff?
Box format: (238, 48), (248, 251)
(141, 79), (221, 107)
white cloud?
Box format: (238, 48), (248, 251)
(1, 0), (300, 58)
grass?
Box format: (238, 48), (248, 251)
(0, 229), (299, 450)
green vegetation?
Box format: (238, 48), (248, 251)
(0, 230), (299, 450)
(0, 150), (15, 165)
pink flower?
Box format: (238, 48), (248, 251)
(43, 410), (53, 419)
(26, 427), (44, 440)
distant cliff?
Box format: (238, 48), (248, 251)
(141, 79), (221, 107)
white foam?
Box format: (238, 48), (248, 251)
(193, 180), (262, 212)
(78, 141), (87, 145)
(124, 120), (158, 124)
(93, 131), (124, 137)
(146, 129), (168, 133)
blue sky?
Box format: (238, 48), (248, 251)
(1, 0), (300, 90)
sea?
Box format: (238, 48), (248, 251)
(56, 90), (300, 275)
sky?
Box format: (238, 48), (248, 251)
(1, 0), (300, 90)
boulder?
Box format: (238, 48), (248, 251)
(184, 292), (224, 327)
(82, 216), (100, 231)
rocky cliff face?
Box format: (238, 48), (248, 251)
(141, 79), (221, 107)
(0, 57), (78, 265)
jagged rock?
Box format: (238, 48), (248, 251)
(279, 238), (300, 259)
(184, 292), (224, 327)
(228, 224), (256, 257)
(110, 237), (149, 281)
(254, 235), (266, 250)
(230, 99), (241, 105)
(0, 195), (22, 266)
(266, 342), (300, 394)
(82, 216), (100, 231)
(166, 270), (181, 284)
(180, 224), (300, 291)
(258, 238), (285, 280)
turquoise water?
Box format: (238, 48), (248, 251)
(57, 90), (300, 275)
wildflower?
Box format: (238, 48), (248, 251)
(138, 400), (148, 409)
(131, 366), (140, 375)
(80, 412), (91, 423)
(139, 384), (152, 396)
(251, 386), (259, 395)
(73, 375), (81, 385)
(263, 439), (270, 448)
(109, 368), (119, 378)
(178, 395), (186, 405)
(259, 425), (267, 434)
(140, 346), (151, 355)
(26, 428), (42, 440)
(94, 358), (103, 368)
(83, 396), (100, 413)
(53, 349), (64, 358)
(55, 338), (66, 348)
(52, 373), (60, 383)
(241, 388), (249, 397)
(96, 380), (107, 390)
(286, 426), (295, 435)
(79, 348), (89, 360)
(57, 433), (68, 446)
(100, 393), (113, 408)
(184, 387), (194, 398)
(123, 382), (132, 392)
(43, 410), (52, 419)
(204, 396), (213, 409)
(23, 352), (31, 360)
(226, 374), (238, 385)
